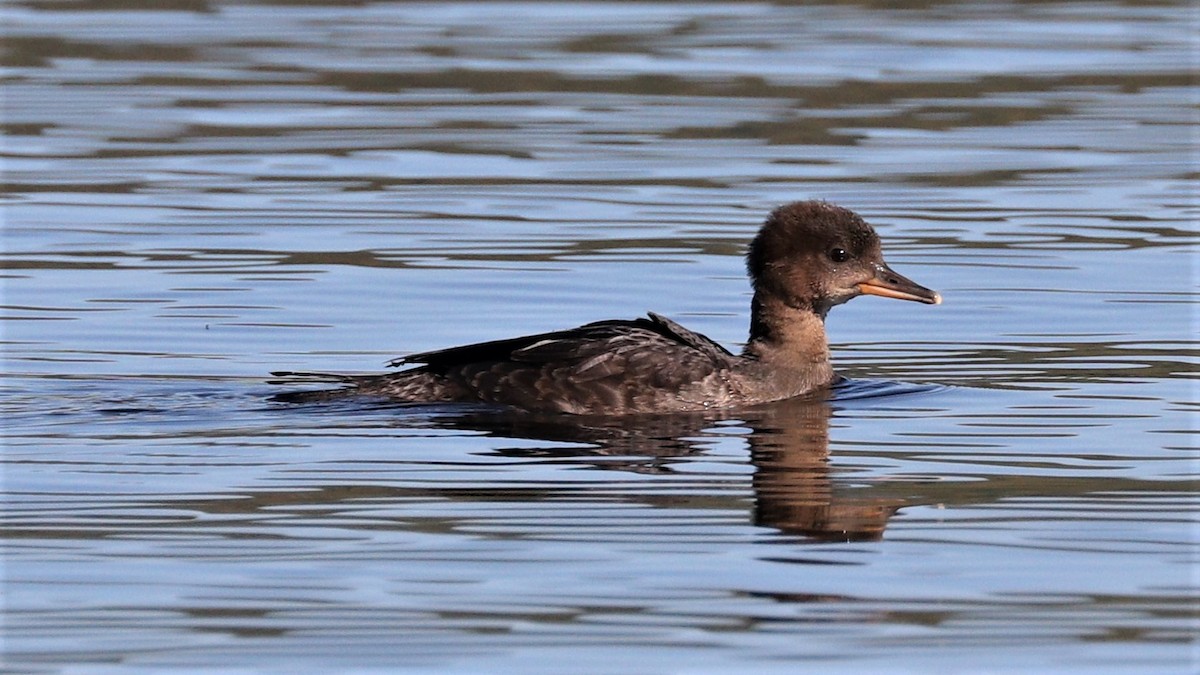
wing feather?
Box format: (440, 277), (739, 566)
(389, 314), (732, 370)
(375, 313), (739, 413)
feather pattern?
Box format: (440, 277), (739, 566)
(363, 313), (740, 414)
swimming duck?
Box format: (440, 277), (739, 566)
(273, 201), (940, 414)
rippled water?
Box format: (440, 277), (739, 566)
(3, 1), (1197, 672)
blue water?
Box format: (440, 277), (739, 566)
(2, 1), (1196, 672)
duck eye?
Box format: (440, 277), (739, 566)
(828, 247), (849, 263)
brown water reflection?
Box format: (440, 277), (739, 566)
(433, 396), (903, 541)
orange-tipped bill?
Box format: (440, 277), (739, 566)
(857, 263), (942, 305)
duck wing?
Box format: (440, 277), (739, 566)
(386, 313), (739, 413)
(643, 311), (734, 361)
(389, 312), (733, 372)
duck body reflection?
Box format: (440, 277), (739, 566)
(273, 201), (939, 414)
(422, 388), (908, 542)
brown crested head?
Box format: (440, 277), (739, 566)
(746, 201), (940, 316)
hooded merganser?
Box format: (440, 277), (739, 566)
(273, 201), (940, 414)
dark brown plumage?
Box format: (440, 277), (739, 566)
(273, 201), (940, 414)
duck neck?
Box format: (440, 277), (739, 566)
(743, 292), (831, 372)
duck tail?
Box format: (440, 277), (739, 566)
(268, 371), (373, 403)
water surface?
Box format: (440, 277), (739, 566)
(2, 1), (1197, 672)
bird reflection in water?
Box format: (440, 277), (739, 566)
(424, 392), (902, 542)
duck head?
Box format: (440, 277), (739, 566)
(746, 201), (941, 318)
